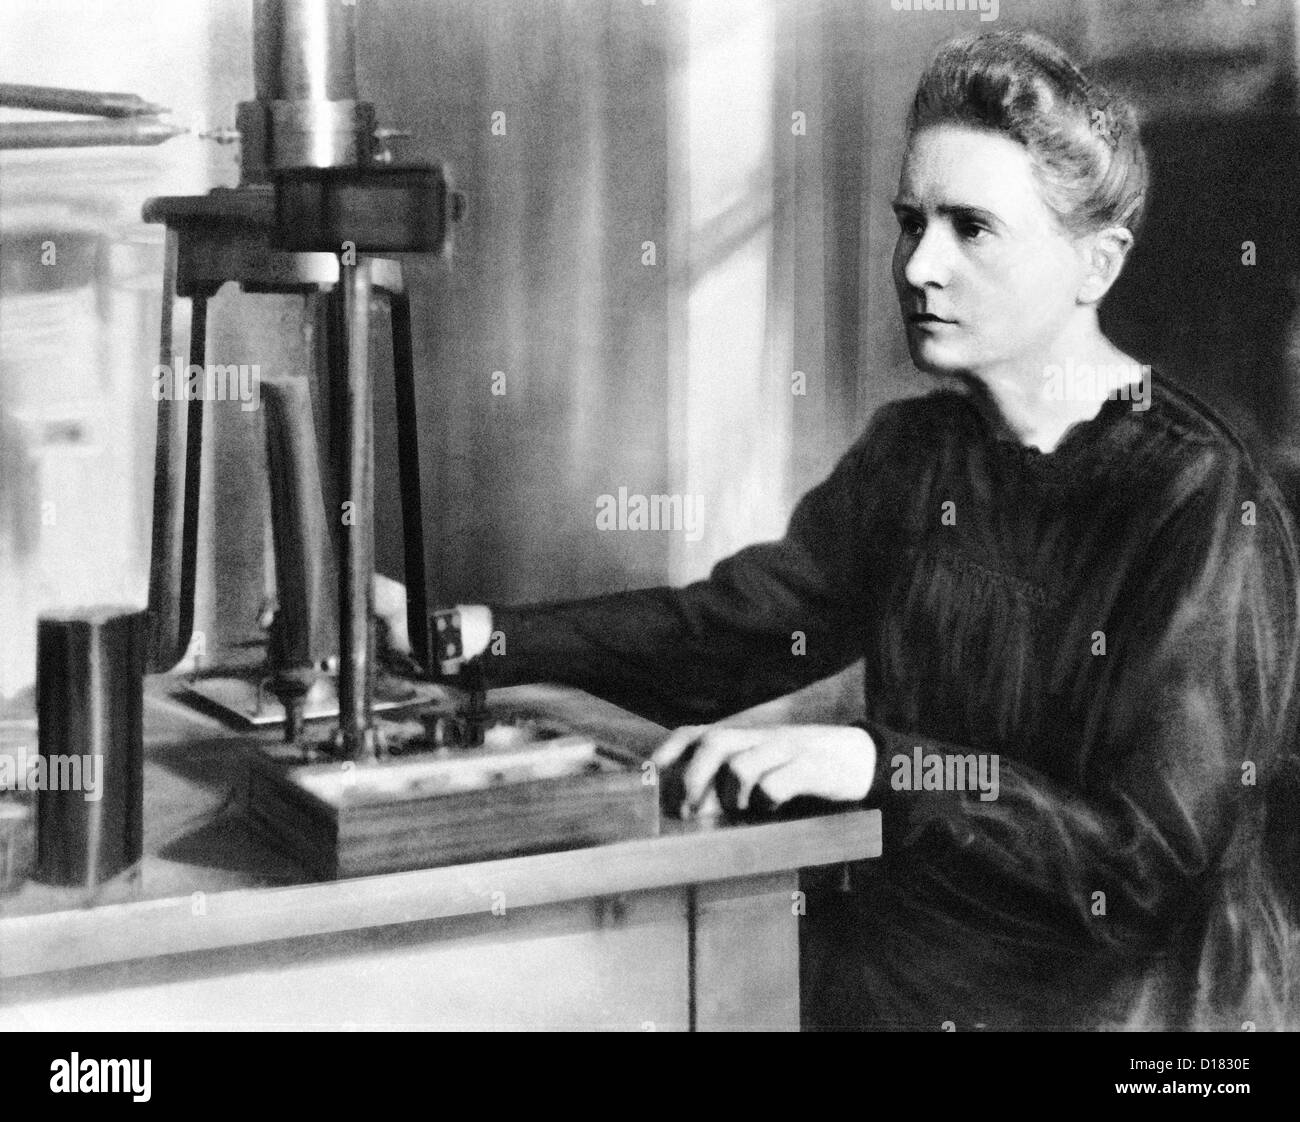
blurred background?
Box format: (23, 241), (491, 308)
(2, 0), (1298, 706)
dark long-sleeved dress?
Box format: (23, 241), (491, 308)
(485, 370), (1300, 1031)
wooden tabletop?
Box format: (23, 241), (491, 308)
(0, 677), (881, 980)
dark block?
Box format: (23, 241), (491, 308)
(272, 163), (460, 254)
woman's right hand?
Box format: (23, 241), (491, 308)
(373, 574), (493, 669)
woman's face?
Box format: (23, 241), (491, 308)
(892, 123), (1091, 383)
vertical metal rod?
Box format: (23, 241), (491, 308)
(146, 227), (182, 671)
(388, 286), (430, 667)
(146, 230), (207, 673)
(334, 257), (375, 760)
(177, 296), (208, 665)
(262, 374), (334, 743)
(321, 283), (345, 508)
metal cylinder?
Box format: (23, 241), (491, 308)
(267, 99), (376, 169)
(241, 0), (375, 180)
(333, 259), (376, 760)
(34, 608), (146, 887)
(254, 0), (358, 102)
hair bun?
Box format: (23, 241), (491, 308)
(1089, 105), (1122, 150)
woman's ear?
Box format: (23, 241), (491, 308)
(1077, 226), (1134, 305)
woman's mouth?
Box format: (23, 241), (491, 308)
(908, 312), (956, 328)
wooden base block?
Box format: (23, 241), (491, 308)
(243, 730), (659, 880)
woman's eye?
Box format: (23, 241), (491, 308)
(897, 215), (923, 237)
(957, 221), (988, 242)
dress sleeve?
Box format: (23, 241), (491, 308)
(484, 408), (901, 730)
(856, 450), (1300, 971)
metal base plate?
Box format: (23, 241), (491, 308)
(181, 674), (440, 729)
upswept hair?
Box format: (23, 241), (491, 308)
(908, 29), (1149, 240)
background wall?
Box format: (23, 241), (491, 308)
(2, 0), (1297, 702)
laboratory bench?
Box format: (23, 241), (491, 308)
(0, 678), (881, 1031)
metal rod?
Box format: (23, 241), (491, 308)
(0, 118), (186, 150)
(177, 297), (208, 671)
(254, 0), (358, 102)
(262, 374), (335, 742)
(146, 230), (185, 672)
(0, 82), (168, 118)
(333, 257), (376, 760)
(388, 287), (430, 667)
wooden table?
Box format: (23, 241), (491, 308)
(0, 679), (881, 1031)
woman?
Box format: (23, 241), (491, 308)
(387, 30), (1300, 1030)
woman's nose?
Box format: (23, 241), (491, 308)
(900, 226), (952, 290)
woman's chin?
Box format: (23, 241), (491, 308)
(906, 337), (969, 378)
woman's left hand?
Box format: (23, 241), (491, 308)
(651, 723), (877, 818)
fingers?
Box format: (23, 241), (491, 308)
(374, 573), (406, 613)
(652, 725), (757, 815)
(651, 725), (709, 770)
(694, 786), (723, 820)
(722, 738), (798, 810)
(654, 724), (875, 820)
(683, 728), (764, 809)
(454, 604), (493, 660)
(373, 575), (410, 654)
(749, 757), (817, 809)
(653, 726), (807, 815)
